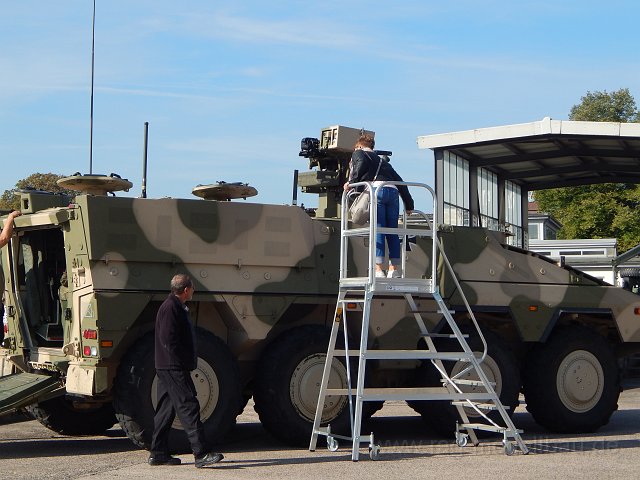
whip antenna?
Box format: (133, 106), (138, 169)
(89, 0), (96, 174)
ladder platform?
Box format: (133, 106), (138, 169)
(340, 277), (434, 294)
(325, 387), (495, 402)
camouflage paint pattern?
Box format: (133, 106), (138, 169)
(2, 190), (640, 398)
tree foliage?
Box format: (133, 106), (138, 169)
(569, 88), (639, 122)
(536, 184), (640, 252)
(535, 88), (640, 252)
(0, 173), (77, 211)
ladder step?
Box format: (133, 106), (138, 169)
(325, 387), (495, 402)
(333, 350), (474, 360)
(334, 349), (363, 357)
(410, 309), (456, 315)
(362, 350), (475, 361)
(451, 401), (498, 410)
(419, 332), (469, 339)
(442, 379), (496, 387)
(460, 423), (524, 435)
(410, 310), (459, 317)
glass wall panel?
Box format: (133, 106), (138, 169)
(478, 167), (498, 230)
(442, 151), (470, 226)
(505, 180), (522, 246)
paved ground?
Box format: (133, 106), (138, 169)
(1, 383), (639, 480)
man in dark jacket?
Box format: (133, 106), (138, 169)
(149, 273), (224, 468)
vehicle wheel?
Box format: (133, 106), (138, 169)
(523, 325), (620, 433)
(27, 397), (116, 435)
(407, 329), (521, 437)
(253, 325), (365, 446)
(113, 329), (242, 452)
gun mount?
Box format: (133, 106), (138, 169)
(298, 125), (391, 218)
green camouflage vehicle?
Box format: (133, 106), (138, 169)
(1, 125), (640, 451)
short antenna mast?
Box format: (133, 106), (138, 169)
(89, 0), (96, 174)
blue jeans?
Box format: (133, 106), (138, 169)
(375, 186), (400, 265)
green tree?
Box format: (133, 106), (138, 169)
(535, 88), (640, 252)
(0, 173), (77, 211)
(569, 88), (639, 122)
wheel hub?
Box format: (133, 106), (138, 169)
(151, 358), (220, 430)
(556, 349), (603, 413)
(290, 353), (348, 423)
(450, 353), (502, 418)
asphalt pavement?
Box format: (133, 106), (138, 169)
(1, 383), (639, 480)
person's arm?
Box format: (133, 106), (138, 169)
(398, 185), (414, 213)
(0, 211), (21, 248)
(384, 164), (415, 213)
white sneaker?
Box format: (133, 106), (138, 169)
(375, 270), (386, 278)
(387, 269), (401, 278)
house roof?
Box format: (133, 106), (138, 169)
(417, 118), (640, 190)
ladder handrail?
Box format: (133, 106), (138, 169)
(435, 234), (488, 366)
(409, 209), (488, 369)
(341, 180), (438, 286)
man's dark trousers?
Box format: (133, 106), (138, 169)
(150, 369), (208, 457)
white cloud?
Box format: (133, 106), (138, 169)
(160, 10), (367, 50)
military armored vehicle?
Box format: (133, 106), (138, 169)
(1, 125), (640, 451)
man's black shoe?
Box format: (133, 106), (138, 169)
(148, 455), (181, 466)
(194, 452), (224, 468)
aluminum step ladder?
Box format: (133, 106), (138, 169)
(309, 180), (528, 460)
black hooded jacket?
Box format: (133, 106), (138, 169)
(154, 294), (198, 371)
(348, 149), (415, 211)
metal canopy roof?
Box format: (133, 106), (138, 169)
(417, 118), (640, 190)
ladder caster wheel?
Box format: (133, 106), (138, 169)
(327, 437), (339, 452)
(455, 433), (468, 448)
(369, 445), (381, 460)
(503, 441), (515, 456)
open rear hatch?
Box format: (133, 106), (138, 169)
(0, 372), (62, 415)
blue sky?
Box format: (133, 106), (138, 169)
(2, 1), (639, 209)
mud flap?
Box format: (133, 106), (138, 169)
(0, 372), (62, 416)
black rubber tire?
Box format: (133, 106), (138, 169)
(113, 329), (242, 452)
(253, 325), (367, 446)
(27, 397), (116, 435)
(523, 325), (620, 433)
(407, 329), (521, 437)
